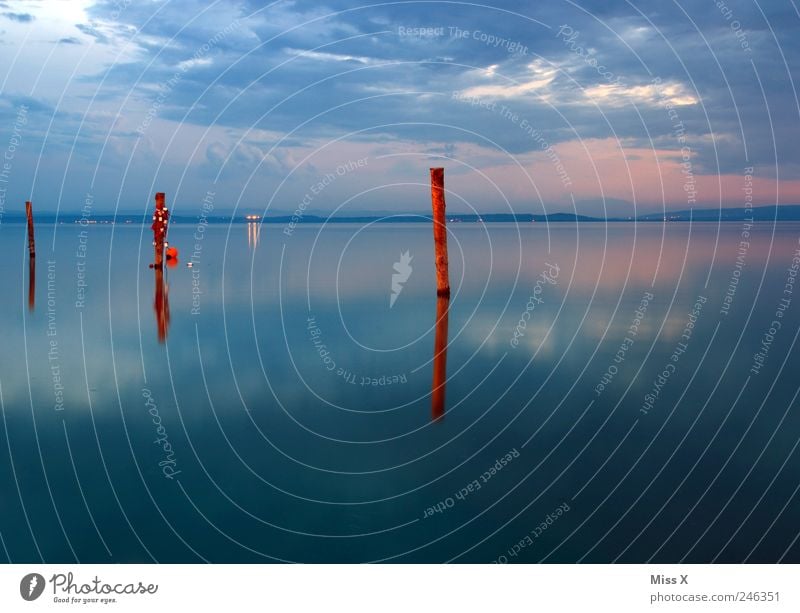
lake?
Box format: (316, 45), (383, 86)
(1, 220), (799, 563)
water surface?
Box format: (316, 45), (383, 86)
(1, 220), (799, 563)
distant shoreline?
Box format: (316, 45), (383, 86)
(3, 204), (800, 225)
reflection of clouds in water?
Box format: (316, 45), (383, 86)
(505, 320), (558, 357)
(283, 223), (800, 305)
(458, 310), (559, 357)
(657, 306), (706, 343)
(583, 301), (659, 343)
(3, 223), (796, 411)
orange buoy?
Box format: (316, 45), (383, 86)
(166, 246), (178, 260)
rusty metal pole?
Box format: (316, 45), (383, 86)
(25, 201), (35, 257)
(430, 168), (450, 297)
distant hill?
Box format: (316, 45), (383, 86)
(636, 204), (800, 222)
(0, 212), (606, 224)
(261, 212), (605, 223)
(3, 204), (800, 224)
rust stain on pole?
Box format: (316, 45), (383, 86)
(25, 201), (35, 257)
(430, 168), (450, 297)
(431, 295), (450, 421)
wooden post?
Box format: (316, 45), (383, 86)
(431, 295), (450, 420)
(151, 192), (170, 339)
(25, 201), (35, 257)
(430, 168), (450, 297)
(152, 192), (167, 269)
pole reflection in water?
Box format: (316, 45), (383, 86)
(27, 256), (35, 311)
(431, 295), (450, 420)
(153, 265), (170, 343)
(247, 221), (260, 248)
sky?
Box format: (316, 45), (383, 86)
(0, 0), (799, 217)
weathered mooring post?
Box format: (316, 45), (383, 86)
(25, 201), (35, 257)
(151, 192), (169, 269)
(150, 192), (171, 340)
(431, 295), (450, 420)
(430, 168), (450, 297)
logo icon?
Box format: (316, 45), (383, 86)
(20, 573), (45, 601)
(390, 251), (413, 308)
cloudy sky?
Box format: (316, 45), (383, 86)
(0, 0), (799, 217)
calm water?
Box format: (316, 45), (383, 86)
(1, 220), (799, 563)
